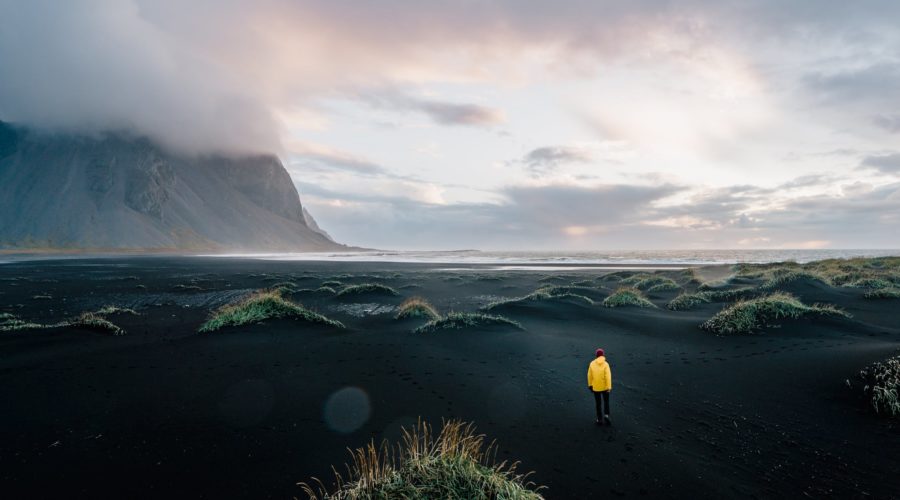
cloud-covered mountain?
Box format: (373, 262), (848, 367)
(0, 122), (345, 251)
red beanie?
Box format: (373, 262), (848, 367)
(596, 348), (605, 357)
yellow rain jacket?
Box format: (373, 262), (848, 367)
(587, 356), (612, 392)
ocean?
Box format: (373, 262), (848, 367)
(207, 249), (900, 266)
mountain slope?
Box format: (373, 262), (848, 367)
(0, 122), (346, 251)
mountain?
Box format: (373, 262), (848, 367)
(0, 122), (348, 251)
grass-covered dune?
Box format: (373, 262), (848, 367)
(666, 288), (757, 311)
(301, 420), (544, 499)
(414, 312), (521, 333)
(0, 307), (133, 335)
(601, 287), (656, 308)
(701, 292), (849, 335)
(334, 283), (400, 298)
(395, 296), (441, 320)
(199, 289), (344, 332)
(3, 256), (900, 499)
(481, 285), (596, 311)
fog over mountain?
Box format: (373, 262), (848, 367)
(0, 122), (343, 251)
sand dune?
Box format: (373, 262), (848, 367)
(0, 257), (898, 498)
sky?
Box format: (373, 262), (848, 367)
(1, 1), (900, 250)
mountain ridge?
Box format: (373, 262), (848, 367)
(0, 122), (350, 251)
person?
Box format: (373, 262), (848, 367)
(587, 348), (612, 426)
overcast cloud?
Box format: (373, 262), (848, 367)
(2, 0), (899, 249)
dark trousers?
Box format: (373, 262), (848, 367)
(593, 390), (610, 420)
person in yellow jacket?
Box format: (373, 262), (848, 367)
(587, 348), (612, 426)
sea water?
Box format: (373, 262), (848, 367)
(207, 249), (900, 266)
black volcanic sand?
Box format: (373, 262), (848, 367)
(1, 257), (898, 499)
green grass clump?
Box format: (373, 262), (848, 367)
(270, 281), (298, 293)
(701, 292), (848, 335)
(859, 355), (900, 417)
(864, 288), (900, 299)
(647, 281), (680, 293)
(679, 268), (702, 284)
(483, 286), (594, 310)
(320, 281), (343, 288)
(67, 312), (125, 336)
(846, 278), (893, 290)
(601, 287), (656, 308)
(667, 292), (712, 311)
(758, 271), (831, 291)
(396, 297), (441, 320)
(630, 276), (679, 292)
(1, 309), (128, 334)
(0, 313), (44, 332)
(300, 419), (544, 500)
(335, 283), (400, 297)
(414, 312), (521, 333)
(95, 305), (139, 316)
(697, 277), (735, 291)
(199, 290), (344, 333)
(667, 288), (758, 311)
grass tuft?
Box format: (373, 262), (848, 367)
(396, 297), (441, 320)
(482, 286), (594, 310)
(758, 270), (831, 291)
(335, 283), (400, 297)
(859, 355), (900, 417)
(667, 292), (712, 311)
(67, 312), (125, 336)
(667, 288), (758, 311)
(199, 290), (344, 333)
(95, 305), (139, 316)
(0, 313), (44, 332)
(863, 288), (900, 299)
(626, 275), (679, 292)
(414, 312), (521, 334)
(845, 278), (893, 290)
(701, 292), (848, 335)
(601, 287), (656, 308)
(300, 419), (544, 500)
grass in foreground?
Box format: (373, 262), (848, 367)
(199, 290), (344, 333)
(601, 287), (656, 308)
(414, 312), (521, 334)
(396, 297), (441, 320)
(335, 283), (400, 297)
(859, 355), (900, 417)
(300, 419), (544, 500)
(701, 292), (849, 335)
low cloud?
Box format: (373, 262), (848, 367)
(860, 153), (900, 173)
(873, 114), (900, 133)
(286, 143), (388, 175)
(361, 90), (504, 127)
(520, 146), (593, 173)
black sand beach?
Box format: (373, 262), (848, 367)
(1, 257), (898, 499)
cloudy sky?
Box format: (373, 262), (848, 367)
(2, 1), (900, 250)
